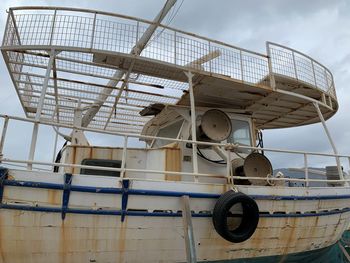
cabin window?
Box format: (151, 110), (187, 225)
(227, 119), (252, 146)
(153, 120), (183, 148)
(80, 159), (121, 177)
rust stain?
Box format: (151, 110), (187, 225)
(47, 189), (60, 205)
(118, 218), (128, 263)
(165, 147), (181, 181)
(89, 147), (92, 159)
(278, 217), (297, 263)
(0, 214), (5, 263)
(59, 219), (70, 263)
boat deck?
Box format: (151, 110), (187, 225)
(1, 7), (337, 132)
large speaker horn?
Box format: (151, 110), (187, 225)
(243, 153), (273, 186)
(198, 109), (232, 142)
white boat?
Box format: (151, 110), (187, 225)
(0, 2), (349, 263)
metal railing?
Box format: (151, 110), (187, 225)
(1, 7), (336, 99)
(0, 114), (349, 187)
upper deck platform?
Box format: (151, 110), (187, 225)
(1, 7), (338, 133)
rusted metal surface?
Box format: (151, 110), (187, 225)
(0, 210), (347, 262)
(0, 169), (350, 262)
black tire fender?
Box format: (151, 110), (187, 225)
(212, 190), (259, 243)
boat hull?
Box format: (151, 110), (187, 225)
(0, 169), (350, 262)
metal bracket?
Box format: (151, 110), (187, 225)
(121, 179), (130, 222)
(61, 173), (72, 220)
(181, 195), (197, 263)
(0, 167), (9, 203)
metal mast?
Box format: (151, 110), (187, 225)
(81, 0), (177, 128)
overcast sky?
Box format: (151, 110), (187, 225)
(0, 0), (349, 170)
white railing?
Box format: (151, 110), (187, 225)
(0, 114), (349, 187)
(1, 7), (336, 99)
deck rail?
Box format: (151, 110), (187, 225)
(1, 7), (336, 99)
(0, 114), (349, 187)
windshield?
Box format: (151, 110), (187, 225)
(153, 120), (183, 148)
(227, 119), (251, 146)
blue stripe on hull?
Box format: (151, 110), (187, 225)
(204, 242), (349, 263)
(5, 178), (350, 200)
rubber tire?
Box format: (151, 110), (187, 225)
(212, 190), (259, 243)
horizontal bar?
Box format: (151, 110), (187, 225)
(9, 6), (267, 58)
(4, 178), (350, 200)
(0, 113), (349, 158)
(1, 203), (349, 218)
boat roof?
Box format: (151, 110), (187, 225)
(1, 7), (338, 134)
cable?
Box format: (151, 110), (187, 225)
(53, 141), (68, 173)
(197, 147), (226, 165)
(145, 0), (185, 48)
(256, 130), (264, 155)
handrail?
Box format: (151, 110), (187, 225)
(0, 113), (349, 158)
(2, 7), (337, 103)
(0, 114), (349, 187)
(7, 6), (267, 58)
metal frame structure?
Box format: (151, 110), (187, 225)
(0, 5), (349, 263)
(0, 113), (349, 186)
(0, 6), (346, 187)
(1, 7), (338, 134)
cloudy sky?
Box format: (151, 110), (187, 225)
(0, 0), (349, 170)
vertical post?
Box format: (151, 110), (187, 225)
(120, 135), (128, 178)
(266, 42), (276, 90)
(35, 50), (55, 120)
(292, 52), (298, 80)
(135, 21), (139, 45)
(2, 10), (11, 47)
(52, 127), (59, 163)
(240, 50), (244, 82)
(27, 123), (39, 170)
(313, 102), (345, 183)
(184, 71), (198, 181)
(174, 31), (177, 65)
(0, 116), (9, 160)
(226, 149), (231, 178)
(49, 9), (57, 45)
(181, 195), (197, 263)
(311, 61), (317, 88)
(208, 41), (212, 73)
(304, 153), (309, 187)
(90, 12), (97, 50)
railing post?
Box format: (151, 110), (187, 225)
(292, 52), (298, 80)
(90, 12), (97, 50)
(208, 40), (212, 73)
(174, 31), (177, 65)
(2, 10), (11, 47)
(0, 117), (9, 160)
(120, 135), (128, 178)
(313, 102), (346, 185)
(304, 153), (309, 187)
(226, 149), (231, 178)
(49, 9), (57, 46)
(266, 42), (276, 90)
(136, 21), (139, 45)
(184, 71), (198, 181)
(28, 122), (39, 170)
(240, 50), (244, 82)
(52, 127), (59, 163)
(311, 61), (318, 88)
